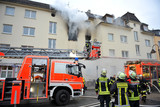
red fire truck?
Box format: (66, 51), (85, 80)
(0, 55), (85, 106)
(124, 60), (160, 84)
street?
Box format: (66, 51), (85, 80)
(0, 89), (160, 107)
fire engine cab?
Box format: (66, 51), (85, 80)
(0, 55), (85, 106)
(125, 60), (160, 85)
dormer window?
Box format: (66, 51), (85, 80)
(143, 25), (148, 31)
(106, 17), (113, 23)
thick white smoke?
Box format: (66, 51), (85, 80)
(51, 0), (88, 41)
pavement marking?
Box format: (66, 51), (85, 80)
(140, 105), (160, 107)
(80, 96), (97, 98)
(80, 103), (160, 107)
(79, 102), (100, 107)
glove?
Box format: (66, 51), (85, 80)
(96, 92), (98, 95)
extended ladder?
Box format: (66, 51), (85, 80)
(0, 47), (88, 59)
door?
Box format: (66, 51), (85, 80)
(29, 58), (48, 98)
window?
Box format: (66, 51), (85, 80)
(106, 17), (113, 23)
(25, 10), (36, 19)
(21, 45), (34, 51)
(143, 25), (148, 31)
(120, 35), (127, 43)
(134, 31), (138, 41)
(23, 27), (35, 36)
(49, 22), (56, 34)
(5, 6), (15, 16)
(1, 66), (13, 78)
(145, 40), (150, 47)
(48, 39), (56, 49)
(3, 24), (12, 34)
(147, 53), (152, 59)
(0, 44), (10, 47)
(0, 44), (10, 50)
(158, 41), (160, 47)
(135, 45), (140, 55)
(109, 49), (115, 56)
(122, 51), (128, 58)
(134, 23), (136, 27)
(108, 33), (114, 41)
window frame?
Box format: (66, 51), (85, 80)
(0, 66), (13, 78)
(120, 35), (127, 43)
(49, 22), (57, 34)
(3, 24), (13, 34)
(109, 49), (115, 57)
(23, 27), (35, 36)
(145, 39), (150, 47)
(25, 9), (36, 19)
(108, 33), (114, 41)
(135, 45), (140, 55)
(134, 31), (139, 42)
(122, 51), (128, 58)
(147, 53), (152, 59)
(48, 39), (56, 49)
(5, 6), (15, 16)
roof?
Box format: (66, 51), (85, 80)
(0, 0), (50, 10)
(121, 12), (141, 23)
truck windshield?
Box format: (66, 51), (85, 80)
(67, 64), (81, 76)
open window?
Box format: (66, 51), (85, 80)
(66, 64), (82, 77)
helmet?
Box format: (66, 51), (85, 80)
(101, 68), (107, 76)
(118, 72), (126, 80)
(129, 71), (136, 79)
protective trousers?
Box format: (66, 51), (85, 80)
(129, 100), (139, 107)
(99, 95), (110, 107)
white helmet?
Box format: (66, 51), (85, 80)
(101, 68), (107, 76)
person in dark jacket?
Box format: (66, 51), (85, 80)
(139, 75), (150, 103)
(95, 68), (110, 107)
(110, 72), (133, 107)
(127, 71), (141, 107)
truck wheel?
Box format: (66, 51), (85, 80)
(55, 89), (70, 106)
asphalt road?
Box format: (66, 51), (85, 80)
(0, 89), (160, 107)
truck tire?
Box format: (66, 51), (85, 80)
(55, 89), (70, 106)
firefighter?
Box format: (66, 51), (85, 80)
(159, 75), (160, 87)
(95, 68), (110, 107)
(110, 75), (116, 86)
(83, 77), (87, 94)
(110, 72), (132, 107)
(127, 71), (141, 107)
(139, 75), (150, 103)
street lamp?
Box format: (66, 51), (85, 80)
(150, 44), (160, 57)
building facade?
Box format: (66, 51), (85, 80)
(0, 0), (158, 81)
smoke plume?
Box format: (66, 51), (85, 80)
(51, 0), (88, 41)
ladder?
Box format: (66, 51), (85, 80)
(0, 47), (88, 59)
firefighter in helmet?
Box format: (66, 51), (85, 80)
(127, 71), (141, 107)
(139, 75), (150, 103)
(95, 68), (110, 107)
(110, 72), (132, 107)
(159, 75), (160, 87)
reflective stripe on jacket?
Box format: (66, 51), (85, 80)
(110, 80), (130, 107)
(95, 77), (110, 95)
(128, 80), (140, 101)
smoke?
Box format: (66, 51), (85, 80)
(51, 0), (88, 41)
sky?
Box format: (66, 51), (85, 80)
(31, 0), (160, 30)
